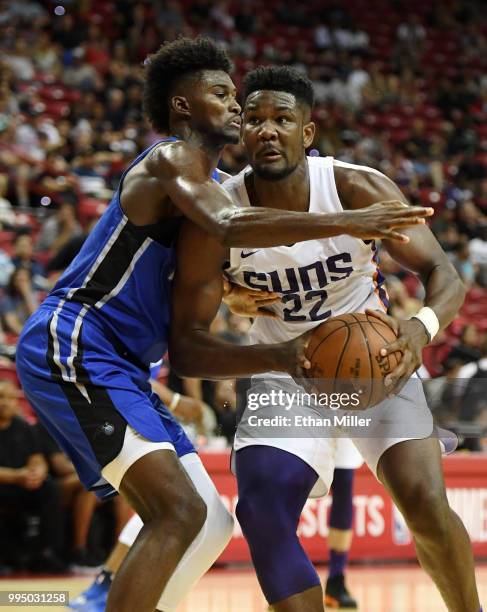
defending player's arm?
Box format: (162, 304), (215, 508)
(336, 163), (465, 394)
(148, 142), (434, 248)
(169, 220), (309, 379)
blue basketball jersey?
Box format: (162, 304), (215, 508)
(42, 138), (219, 369)
(15, 138), (220, 498)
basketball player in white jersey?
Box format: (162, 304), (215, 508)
(170, 67), (481, 612)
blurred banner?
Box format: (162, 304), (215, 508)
(201, 452), (487, 563)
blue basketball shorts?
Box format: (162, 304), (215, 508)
(16, 305), (194, 500)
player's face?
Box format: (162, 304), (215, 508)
(187, 70), (241, 145)
(242, 91), (314, 181)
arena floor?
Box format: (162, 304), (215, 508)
(1, 564), (486, 611)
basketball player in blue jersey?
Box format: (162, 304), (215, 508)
(14, 38), (433, 612)
(170, 67), (481, 611)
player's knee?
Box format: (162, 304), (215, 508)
(236, 493), (264, 539)
(148, 488), (207, 544)
(235, 495), (254, 533)
(214, 497), (234, 542)
(177, 494), (208, 541)
(236, 489), (287, 540)
(395, 480), (450, 537)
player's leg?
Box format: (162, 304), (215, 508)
(236, 445), (324, 612)
(377, 438), (480, 612)
(351, 377), (481, 612)
(156, 453), (234, 611)
(103, 445), (207, 612)
(70, 452), (234, 612)
(325, 468), (358, 610)
(68, 527), (132, 610)
(70, 489), (99, 568)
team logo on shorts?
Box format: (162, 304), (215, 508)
(100, 422), (115, 436)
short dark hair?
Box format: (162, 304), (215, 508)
(243, 66), (314, 109)
(143, 37), (232, 133)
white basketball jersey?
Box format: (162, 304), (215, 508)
(223, 156), (389, 345)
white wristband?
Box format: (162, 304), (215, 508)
(168, 392), (181, 412)
(411, 307), (440, 342)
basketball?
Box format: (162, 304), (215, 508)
(305, 312), (401, 410)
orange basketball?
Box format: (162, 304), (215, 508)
(305, 312), (401, 410)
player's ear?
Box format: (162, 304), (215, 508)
(303, 121), (315, 148)
(171, 96), (191, 121)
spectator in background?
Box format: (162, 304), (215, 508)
(1, 266), (38, 335)
(438, 224), (461, 254)
(469, 225), (487, 286)
(62, 49), (99, 91)
(11, 232), (46, 290)
(3, 37), (35, 82)
(234, 2), (256, 34)
(32, 152), (79, 209)
(457, 200), (487, 241)
(0, 246), (13, 288)
(0, 381), (64, 572)
(155, 0), (185, 32)
(36, 423), (131, 569)
(14, 108), (46, 163)
(346, 56), (370, 108)
(395, 14), (426, 68)
(449, 324), (483, 366)
(427, 356), (465, 427)
(452, 239), (476, 288)
(32, 30), (61, 75)
(36, 201), (82, 255)
(457, 336), (487, 450)
(0, 173), (15, 229)
(72, 148), (108, 198)
(210, 1), (235, 31)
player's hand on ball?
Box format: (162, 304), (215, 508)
(366, 309), (429, 396)
(346, 201), (434, 243)
(222, 280), (280, 318)
(279, 331), (312, 381)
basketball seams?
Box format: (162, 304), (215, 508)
(307, 323), (348, 362)
(333, 324), (351, 389)
(307, 313), (398, 409)
(350, 313), (374, 407)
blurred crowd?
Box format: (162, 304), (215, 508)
(0, 0), (486, 572)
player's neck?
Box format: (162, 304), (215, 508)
(250, 159), (310, 212)
(174, 124), (222, 171)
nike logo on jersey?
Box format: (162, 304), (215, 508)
(241, 250), (260, 258)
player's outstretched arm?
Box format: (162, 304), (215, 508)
(150, 142), (433, 248)
(337, 163), (465, 395)
(169, 220), (309, 379)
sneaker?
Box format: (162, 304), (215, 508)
(325, 573), (358, 609)
(69, 569), (111, 610)
(70, 549), (103, 574)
